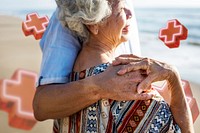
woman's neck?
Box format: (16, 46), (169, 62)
(73, 37), (117, 72)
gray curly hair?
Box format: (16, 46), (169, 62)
(56, 0), (112, 42)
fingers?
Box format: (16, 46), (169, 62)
(117, 82), (154, 101)
(117, 61), (149, 75)
(133, 93), (154, 100)
(126, 71), (147, 83)
(117, 54), (140, 58)
(112, 57), (130, 66)
(112, 54), (141, 66)
(137, 74), (156, 94)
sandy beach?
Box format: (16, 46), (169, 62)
(0, 15), (53, 132)
(0, 15), (199, 132)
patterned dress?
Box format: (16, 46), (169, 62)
(53, 63), (181, 133)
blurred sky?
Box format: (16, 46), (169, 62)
(0, 0), (56, 10)
(0, 0), (200, 10)
(134, 0), (200, 8)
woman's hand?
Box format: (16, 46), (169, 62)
(112, 54), (176, 93)
(95, 65), (154, 101)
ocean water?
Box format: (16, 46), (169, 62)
(0, 6), (200, 84)
(0, 0), (56, 19)
(135, 8), (200, 46)
(135, 8), (200, 84)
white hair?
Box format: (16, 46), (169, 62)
(56, 0), (112, 42)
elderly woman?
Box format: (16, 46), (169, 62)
(34, 0), (193, 132)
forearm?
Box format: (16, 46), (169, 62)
(168, 72), (194, 132)
(33, 76), (101, 121)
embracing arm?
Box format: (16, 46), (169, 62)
(33, 75), (101, 121)
(33, 65), (152, 121)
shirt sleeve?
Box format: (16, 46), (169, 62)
(37, 9), (81, 86)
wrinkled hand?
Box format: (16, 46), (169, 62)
(112, 54), (176, 94)
(96, 64), (153, 101)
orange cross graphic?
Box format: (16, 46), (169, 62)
(0, 69), (38, 130)
(22, 12), (49, 40)
(159, 19), (188, 48)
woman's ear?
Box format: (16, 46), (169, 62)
(86, 24), (99, 35)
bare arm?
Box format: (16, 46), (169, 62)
(167, 70), (194, 133)
(33, 75), (100, 121)
(33, 65), (152, 121)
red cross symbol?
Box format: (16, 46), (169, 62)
(22, 12), (49, 40)
(0, 69), (38, 130)
(159, 19), (188, 48)
(152, 80), (199, 123)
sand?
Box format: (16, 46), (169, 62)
(0, 15), (53, 132)
(0, 15), (199, 132)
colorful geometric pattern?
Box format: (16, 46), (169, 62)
(147, 101), (175, 133)
(159, 19), (188, 48)
(116, 100), (153, 133)
(55, 63), (180, 133)
(22, 12), (49, 40)
(0, 69), (37, 130)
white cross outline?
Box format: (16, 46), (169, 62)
(152, 80), (193, 105)
(186, 96), (192, 105)
(152, 80), (167, 91)
(22, 12), (49, 34)
(159, 19), (183, 44)
(2, 69), (37, 118)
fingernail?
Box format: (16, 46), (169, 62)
(112, 60), (119, 65)
(137, 88), (143, 94)
(117, 70), (125, 75)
